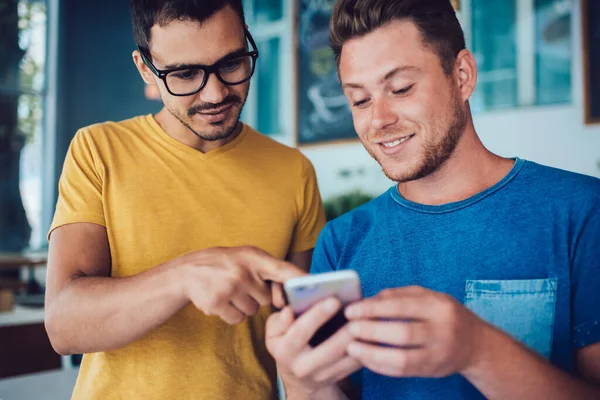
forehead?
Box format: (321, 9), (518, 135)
(339, 20), (439, 84)
(149, 6), (245, 66)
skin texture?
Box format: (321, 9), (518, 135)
(45, 6), (312, 356)
(266, 20), (600, 400)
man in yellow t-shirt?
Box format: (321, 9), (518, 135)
(44, 1), (325, 399)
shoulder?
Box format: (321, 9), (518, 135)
(74, 115), (148, 150)
(243, 124), (315, 175)
(322, 190), (392, 245)
(520, 161), (600, 204)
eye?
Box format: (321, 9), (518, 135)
(220, 58), (243, 73)
(171, 69), (201, 80)
(392, 84), (414, 95)
(352, 98), (371, 108)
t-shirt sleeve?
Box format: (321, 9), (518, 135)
(571, 197), (600, 349)
(289, 156), (326, 254)
(48, 130), (105, 238)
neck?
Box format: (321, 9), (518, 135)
(397, 119), (515, 206)
(154, 108), (242, 153)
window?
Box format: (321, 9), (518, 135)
(242, 0), (290, 138)
(0, 0), (49, 251)
(466, 0), (572, 113)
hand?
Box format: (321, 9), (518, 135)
(176, 246), (306, 324)
(266, 298), (362, 396)
(344, 286), (490, 378)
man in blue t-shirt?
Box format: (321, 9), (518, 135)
(265, 0), (600, 399)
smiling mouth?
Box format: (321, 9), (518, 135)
(379, 134), (415, 148)
(199, 104), (233, 115)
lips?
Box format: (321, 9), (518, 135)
(199, 103), (233, 116)
(194, 103), (234, 123)
(376, 134), (415, 154)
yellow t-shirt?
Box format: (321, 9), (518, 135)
(50, 115), (326, 399)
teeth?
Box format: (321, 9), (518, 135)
(383, 140), (401, 148)
(382, 135), (412, 147)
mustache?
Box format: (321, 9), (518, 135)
(187, 95), (242, 117)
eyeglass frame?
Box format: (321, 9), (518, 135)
(137, 28), (259, 97)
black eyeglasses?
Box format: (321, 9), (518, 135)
(138, 29), (259, 97)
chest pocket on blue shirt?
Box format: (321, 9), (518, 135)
(464, 278), (557, 359)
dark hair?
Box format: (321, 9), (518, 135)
(131, 0), (246, 48)
(330, 0), (465, 75)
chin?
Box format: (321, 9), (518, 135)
(201, 122), (239, 141)
(380, 158), (423, 183)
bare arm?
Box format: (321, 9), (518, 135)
(44, 223), (188, 355)
(462, 325), (600, 400)
(45, 223), (305, 356)
(287, 249), (313, 272)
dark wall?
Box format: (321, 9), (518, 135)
(54, 0), (160, 184)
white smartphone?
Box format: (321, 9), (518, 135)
(284, 270), (362, 347)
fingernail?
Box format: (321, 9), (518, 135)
(324, 298), (338, 312)
(349, 323), (360, 336)
(348, 343), (362, 356)
(345, 305), (359, 318)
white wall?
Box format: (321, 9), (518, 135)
(300, 0), (600, 200)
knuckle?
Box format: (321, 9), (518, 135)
(291, 362), (309, 380)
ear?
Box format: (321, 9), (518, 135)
(132, 50), (158, 86)
(454, 49), (477, 102)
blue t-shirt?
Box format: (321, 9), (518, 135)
(311, 158), (600, 400)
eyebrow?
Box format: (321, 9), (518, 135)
(161, 46), (248, 70)
(342, 66), (421, 90)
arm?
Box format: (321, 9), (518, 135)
(266, 303), (356, 400)
(45, 223), (305, 356)
(268, 227), (360, 400)
(344, 287), (600, 400)
(287, 249), (313, 272)
(44, 223), (188, 355)
(461, 327), (600, 399)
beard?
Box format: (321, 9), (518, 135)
(365, 91), (468, 183)
(163, 85), (249, 142)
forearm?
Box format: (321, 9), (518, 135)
(282, 377), (350, 400)
(463, 324), (600, 399)
(286, 386), (349, 400)
(45, 262), (188, 355)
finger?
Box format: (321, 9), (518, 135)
(312, 356), (363, 384)
(348, 320), (427, 347)
(284, 298), (342, 353)
(377, 286), (429, 298)
(347, 341), (427, 378)
(247, 252), (307, 283)
(266, 306), (295, 339)
(231, 294), (260, 316)
(293, 323), (355, 377)
(345, 296), (429, 320)
(270, 282), (287, 309)
(213, 303), (245, 325)
(245, 279), (271, 307)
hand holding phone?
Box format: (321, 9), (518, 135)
(284, 270), (362, 347)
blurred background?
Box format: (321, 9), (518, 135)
(0, 0), (598, 398)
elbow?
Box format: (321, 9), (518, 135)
(44, 312), (75, 356)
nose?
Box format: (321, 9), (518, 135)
(199, 72), (229, 105)
(370, 98), (398, 131)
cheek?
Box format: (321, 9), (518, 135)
(165, 95), (194, 114)
(351, 109), (371, 139)
(231, 81), (249, 100)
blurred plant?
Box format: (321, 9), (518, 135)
(323, 190), (374, 221)
(0, 0), (44, 251)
